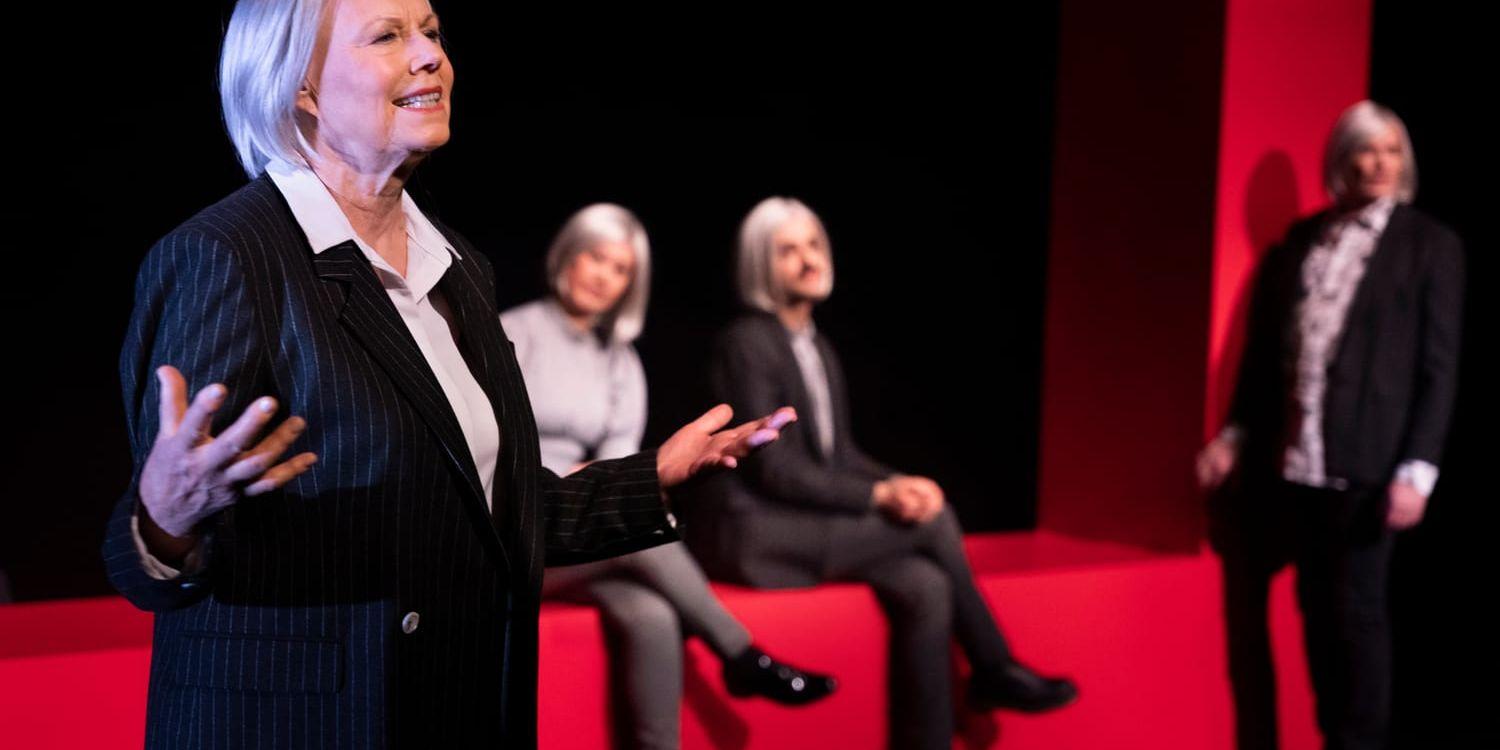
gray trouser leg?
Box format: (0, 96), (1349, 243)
(546, 576), (683, 750)
(607, 542), (753, 658)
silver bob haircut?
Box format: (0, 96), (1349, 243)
(545, 204), (652, 345)
(1323, 100), (1418, 205)
(220, 0), (328, 178)
(735, 197), (834, 313)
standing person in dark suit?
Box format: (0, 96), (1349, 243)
(101, 1), (793, 747)
(1199, 100), (1465, 750)
(683, 197), (1078, 750)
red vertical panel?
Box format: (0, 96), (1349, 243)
(1039, 0), (1372, 553)
(1037, 0), (1227, 550)
(1207, 0), (1372, 437)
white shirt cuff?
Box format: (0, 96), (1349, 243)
(1394, 460), (1440, 497)
(1217, 424), (1245, 447)
(130, 511), (207, 581)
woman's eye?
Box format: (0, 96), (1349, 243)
(374, 32), (398, 43)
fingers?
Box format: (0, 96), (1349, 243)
(890, 484), (927, 524)
(917, 501), (943, 524)
(1196, 446), (1230, 489)
(740, 407), (797, 449)
(1195, 454), (1211, 488)
(204, 396), (281, 469)
(1384, 485), (1426, 530)
(761, 407), (797, 431)
(1386, 503), (1419, 530)
(170, 382), (229, 450)
(223, 416), (308, 483)
(689, 403), (735, 434)
(154, 366), (189, 442)
(243, 453), (319, 497)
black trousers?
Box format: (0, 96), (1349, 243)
(1214, 479), (1395, 750)
(822, 506), (1014, 750)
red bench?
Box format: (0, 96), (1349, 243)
(0, 532), (1319, 748)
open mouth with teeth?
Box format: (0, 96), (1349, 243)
(394, 91), (442, 109)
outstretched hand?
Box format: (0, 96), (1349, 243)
(138, 366), (318, 539)
(656, 405), (796, 490)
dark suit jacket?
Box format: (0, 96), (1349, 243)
(101, 175), (676, 749)
(1224, 203), (1464, 492)
(682, 311), (895, 588)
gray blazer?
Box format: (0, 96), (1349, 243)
(683, 311), (895, 588)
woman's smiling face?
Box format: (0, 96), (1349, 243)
(298, 0), (453, 168)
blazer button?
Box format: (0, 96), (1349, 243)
(401, 611), (421, 635)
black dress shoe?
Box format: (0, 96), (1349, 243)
(967, 661), (1078, 713)
(722, 646), (837, 706)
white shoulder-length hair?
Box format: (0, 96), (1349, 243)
(220, 0), (328, 178)
(545, 204), (652, 345)
(1323, 100), (1418, 205)
(735, 197), (834, 313)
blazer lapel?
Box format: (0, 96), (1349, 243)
(1330, 205), (1412, 373)
(432, 255), (529, 561)
(760, 314), (829, 463)
(311, 241), (509, 570)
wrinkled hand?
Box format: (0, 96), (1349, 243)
(1196, 437), (1239, 491)
(656, 405), (796, 489)
(1385, 481), (1428, 530)
(138, 366), (318, 538)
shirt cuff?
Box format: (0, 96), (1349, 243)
(1394, 460), (1440, 497)
(130, 511), (207, 580)
(1218, 424), (1245, 447)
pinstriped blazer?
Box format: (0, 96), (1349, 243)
(101, 175), (677, 749)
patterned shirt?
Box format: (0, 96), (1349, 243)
(1280, 197), (1396, 489)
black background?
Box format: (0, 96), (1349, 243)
(5, 3), (1056, 599)
(3, 2), (1491, 743)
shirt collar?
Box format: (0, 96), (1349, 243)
(1343, 196), (1397, 233)
(786, 318), (818, 346)
(265, 158), (460, 262)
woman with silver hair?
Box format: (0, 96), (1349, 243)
(99, 1), (797, 747)
(1199, 100), (1464, 750)
(500, 203), (835, 749)
(684, 196), (1078, 750)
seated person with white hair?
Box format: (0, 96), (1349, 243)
(683, 197), (1078, 750)
(501, 203), (835, 750)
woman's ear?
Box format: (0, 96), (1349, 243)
(295, 81), (319, 119)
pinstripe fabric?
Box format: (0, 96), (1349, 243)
(102, 175), (678, 749)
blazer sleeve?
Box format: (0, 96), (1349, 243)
(1400, 226), (1465, 465)
(459, 242), (676, 567)
(102, 227), (275, 612)
(712, 323), (877, 514)
(540, 449), (676, 566)
(1225, 236), (1295, 437)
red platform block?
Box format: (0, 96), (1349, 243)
(0, 532), (1320, 749)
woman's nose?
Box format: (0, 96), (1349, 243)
(411, 39), (443, 74)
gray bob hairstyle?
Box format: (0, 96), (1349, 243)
(546, 204), (652, 345)
(1323, 100), (1418, 205)
(220, 0), (329, 178)
(735, 197), (834, 313)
